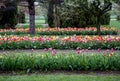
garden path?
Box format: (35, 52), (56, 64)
(0, 49), (119, 54)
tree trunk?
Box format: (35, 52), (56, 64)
(54, 6), (60, 27)
(47, 0), (54, 27)
(96, 16), (101, 35)
(28, 0), (35, 35)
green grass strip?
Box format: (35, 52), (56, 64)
(0, 74), (120, 81)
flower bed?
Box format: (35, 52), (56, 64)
(0, 35), (119, 49)
(0, 52), (120, 71)
(0, 27), (118, 35)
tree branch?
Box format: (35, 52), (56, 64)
(102, 2), (112, 14)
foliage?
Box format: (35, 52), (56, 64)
(0, 52), (120, 71)
(80, 0), (112, 35)
(0, 1), (18, 29)
(41, 0), (111, 28)
(59, 0), (111, 28)
(113, 0), (120, 21)
(117, 16), (120, 21)
(18, 6), (26, 23)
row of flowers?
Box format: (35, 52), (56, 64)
(0, 52), (120, 71)
(0, 27), (118, 35)
(0, 35), (119, 49)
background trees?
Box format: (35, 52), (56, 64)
(81, 0), (112, 35)
(0, 0), (117, 35)
(50, 0), (111, 30)
(39, 0), (64, 27)
(0, 0), (18, 29)
(113, 0), (120, 21)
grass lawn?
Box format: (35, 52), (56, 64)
(0, 74), (120, 81)
(110, 20), (120, 34)
(26, 20), (45, 24)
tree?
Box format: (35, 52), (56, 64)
(18, 0), (36, 35)
(3, 0), (36, 34)
(27, 0), (35, 34)
(59, 0), (88, 28)
(80, 0), (112, 35)
(0, 0), (36, 34)
(39, 0), (63, 27)
(48, 0), (110, 28)
(113, 0), (120, 21)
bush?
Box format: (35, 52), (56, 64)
(0, 2), (18, 29)
(117, 15), (120, 21)
(0, 52), (120, 71)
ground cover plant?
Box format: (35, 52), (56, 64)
(0, 50), (120, 71)
(0, 35), (119, 50)
(0, 27), (118, 35)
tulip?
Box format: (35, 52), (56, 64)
(97, 49), (100, 52)
(52, 49), (57, 55)
(43, 48), (47, 52)
(77, 50), (81, 54)
(48, 48), (52, 51)
(32, 49), (34, 52)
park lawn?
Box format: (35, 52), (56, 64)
(26, 20), (45, 24)
(0, 74), (120, 81)
(110, 20), (120, 34)
(16, 24), (43, 28)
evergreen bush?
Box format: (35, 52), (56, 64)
(0, 1), (18, 29)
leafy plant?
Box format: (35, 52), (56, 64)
(0, 52), (120, 71)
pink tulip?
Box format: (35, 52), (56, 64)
(32, 48), (34, 52)
(92, 49), (94, 52)
(48, 48), (52, 51)
(85, 49), (89, 52)
(43, 48), (47, 52)
(107, 49), (109, 52)
(76, 47), (80, 51)
(97, 49), (100, 52)
(111, 48), (114, 52)
(52, 49), (57, 55)
(77, 50), (81, 54)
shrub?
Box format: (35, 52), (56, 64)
(0, 2), (18, 29)
(117, 15), (120, 21)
